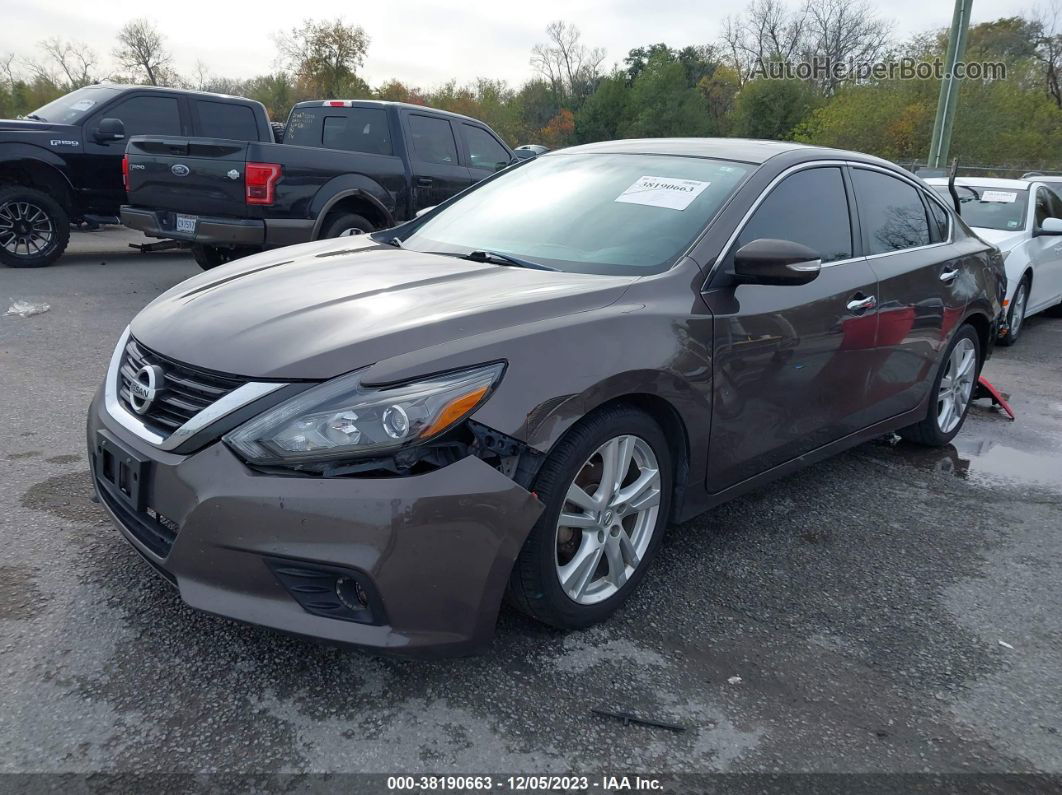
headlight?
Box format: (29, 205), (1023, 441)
(224, 362), (504, 467)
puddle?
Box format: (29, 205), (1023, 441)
(886, 440), (1062, 490)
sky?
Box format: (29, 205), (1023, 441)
(0, 0), (1039, 88)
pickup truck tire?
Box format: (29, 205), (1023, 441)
(0, 186), (71, 268)
(191, 244), (256, 271)
(321, 212), (375, 239)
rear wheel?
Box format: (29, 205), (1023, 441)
(999, 276), (1030, 346)
(507, 406), (672, 629)
(190, 244), (256, 270)
(900, 324), (980, 447)
(321, 212), (375, 239)
(0, 186), (70, 268)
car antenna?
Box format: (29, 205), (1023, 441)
(948, 157), (961, 215)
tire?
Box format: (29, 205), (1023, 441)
(507, 406), (673, 629)
(899, 324), (981, 447)
(0, 185), (70, 268)
(998, 275), (1030, 346)
(269, 121), (286, 144)
(190, 244), (256, 271)
(321, 212), (375, 240)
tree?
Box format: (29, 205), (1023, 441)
(38, 38), (100, 89)
(1034, 3), (1062, 108)
(274, 18), (369, 98)
(722, 0), (808, 83)
(624, 53), (714, 137)
(530, 21), (605, 103)
(113, 19), (173, 86)
(801, 0), (891, 94)
(732, 75), (819, 139)
(575, 72), (630, 142)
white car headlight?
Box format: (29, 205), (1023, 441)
(224, 363), (504, 467)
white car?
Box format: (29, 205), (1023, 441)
(926, 177), (1062, 345)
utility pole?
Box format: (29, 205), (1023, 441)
(927, 0), (974, 169)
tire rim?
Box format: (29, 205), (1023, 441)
(1010, 283), (1027, 337)
(555, 434), (661, 605)
(937, 337), (976, 434)
(0, 200), (54, 258)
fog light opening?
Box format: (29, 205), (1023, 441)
(335, 576), (370, 611)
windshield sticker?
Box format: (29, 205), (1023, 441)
(980, 190), (1017, 203)
(615, 176), (711, 211)
(69, 99), (96, 111)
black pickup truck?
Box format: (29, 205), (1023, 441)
(121, 100), (522, 269)
(0, 84), (273, 267)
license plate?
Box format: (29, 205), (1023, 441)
(175, 214), (197, 234)
(94, 430), (150, 512)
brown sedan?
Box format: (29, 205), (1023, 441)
(88, 139), (1005, 655)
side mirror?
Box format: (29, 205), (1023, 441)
(1036, 217), (1062, 236)
(732, 238), (821, 286)
(513, 149), (537, 161)
(93, 117), (126, 144)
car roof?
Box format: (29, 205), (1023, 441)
(291, 99), (488, 125)
(91, 83), (257, 103)
(923, 176), (1033, 190)
(550, 137), (897, 167)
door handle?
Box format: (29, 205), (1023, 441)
(846, 294), (877, 312)
(416, 177), (433, 187)
(940, 268), (959, 282)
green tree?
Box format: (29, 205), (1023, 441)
(574, 72), (630, 142)
(623, 54), (714, 138)
(732, 76), (819, 139)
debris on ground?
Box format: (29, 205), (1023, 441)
(998, 640), (1015, 649)
(728, 675), (743, 685)
(591, 707), (686, 732)
(4, 300), (51, 318)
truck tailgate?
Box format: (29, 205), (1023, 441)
(126, 137), (250, 217)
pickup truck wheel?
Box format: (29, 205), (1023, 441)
(321, 212), (375, 239)
(0, 186), (70, 268)
(190, 244), (255, 271)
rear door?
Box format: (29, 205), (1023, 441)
(81, 92), (186, 213)
(703, 165), (880, 491)
(1026, 186), (1062, 312)
(404, 113), (473, 212)
(458, 123), (514, 183)
(850, 166), (966, 422)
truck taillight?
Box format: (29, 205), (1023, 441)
(245, 162), (281, 206)
(121, 155), (129, 192)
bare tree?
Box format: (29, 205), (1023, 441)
(530, 21), (605, 101)
(0, 52), (16, 86)
(801, 0), (891, 93)
(38, 38), (99, 89)
(113, 19), (173, 86)
(1034, 1), (1062, 108)
(721, 0), (809, 83)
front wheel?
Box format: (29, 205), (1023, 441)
(0, 186), (70, 268)
(900, 325), (981, 447)
(998, 276), (1029, 346)
(507, 406), (672, 629)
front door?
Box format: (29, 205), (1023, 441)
(405, 114), (473, 213)
(702, 165), (881, 492)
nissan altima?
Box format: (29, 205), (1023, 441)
(88, 139), (1005, 655)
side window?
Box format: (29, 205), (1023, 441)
(463, 124), (510, 171)
(321, 108), (392, 155)
(103, 95), (181, 137)
(196, 100), (258, 140)
(926, 196), (950, 241)
(1034, 188), (1053, 227)
(409, 115), (458, 165)
(736, 167), (853, 263)
(851, 169), (931, 254)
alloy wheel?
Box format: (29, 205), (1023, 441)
(0, 200), (55, 258)
(937, 337), (977, 434)
(555, 434), (661, 605)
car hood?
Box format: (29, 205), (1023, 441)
(131, 237), (635, 380)
(0, 118), (77, 134)
(971, 227), (1025, 250)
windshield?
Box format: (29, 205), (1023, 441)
(400, 153), (753, 275)
(27, 86), (121, 124)
(932, 185), (1028, 232)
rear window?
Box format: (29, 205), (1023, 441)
(931, 185), (1029, 231)
(196, 100), (259, 141)
(321, 108), (392, 155)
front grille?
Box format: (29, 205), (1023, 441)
(118, 337), (247, 434)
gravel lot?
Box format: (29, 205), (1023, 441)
(1, 227), (1060, 784)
